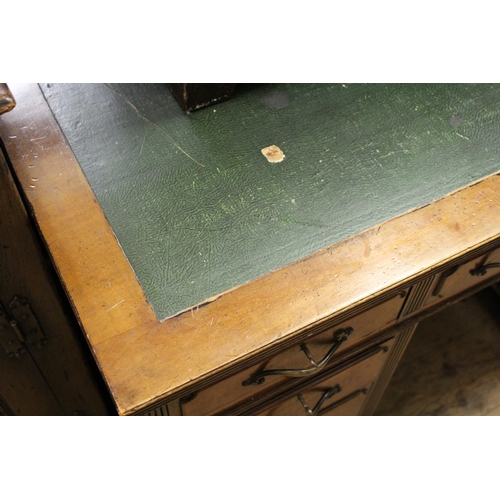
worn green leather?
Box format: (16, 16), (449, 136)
(40, 83), (500, 319)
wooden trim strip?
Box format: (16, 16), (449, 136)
(2, 84), (500, 415)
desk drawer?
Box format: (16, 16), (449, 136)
(176, 291), (407, 416)
(256, 339), (393, 416)
(424, 246), (500, 309)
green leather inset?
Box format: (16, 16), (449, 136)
(40, 83), (500, 319)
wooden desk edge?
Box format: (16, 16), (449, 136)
(2, 83), (500, 415)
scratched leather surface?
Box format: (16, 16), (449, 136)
(40, 83), (500, 320)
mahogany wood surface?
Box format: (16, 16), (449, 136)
(2, 84), (500, 415)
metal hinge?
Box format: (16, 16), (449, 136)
(0, 297), (47, 358)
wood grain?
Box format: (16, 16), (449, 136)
(2, 84), (500, 415)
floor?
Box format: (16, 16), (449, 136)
(375, 286), (500, 416)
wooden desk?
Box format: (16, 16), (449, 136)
(2, 83), (500, 416)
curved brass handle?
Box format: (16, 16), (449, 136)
(470, 262), (500, 277)
(299, 387), (368, 416)
(298, 385), (342, 415)
(242, 327), (353, 386)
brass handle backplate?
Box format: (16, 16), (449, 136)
(470, 262), (500, 277)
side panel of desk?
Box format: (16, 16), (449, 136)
(0, 148), (113, 415)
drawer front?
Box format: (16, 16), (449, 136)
(424, 246), (500, 309)
(256, 339), (393, 416)
(178, 293), (406, 416)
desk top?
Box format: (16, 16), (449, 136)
(2, 84), (500, 414)
(39, 83), (500, 320)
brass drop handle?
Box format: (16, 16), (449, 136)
(298, 387), (368, 416)
(298, 385), (342, 416)
(242, 327), (353, 386)
(470, 262), (500, 277)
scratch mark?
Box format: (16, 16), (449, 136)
(169, 295), (222, 319)
(107, 299), (125, 312)
(455, 132), (470, 141)
(139, 132), (147, 156)
(363, 238), (371, 258)
(378, 151), (396, 159)
(103, 84), (207, 168)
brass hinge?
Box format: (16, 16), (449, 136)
(0, 297), (47, 358)
(9, 297), (47, 348)
(0, 305), (26, 358)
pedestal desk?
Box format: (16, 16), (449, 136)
(2, 83), (500, 416)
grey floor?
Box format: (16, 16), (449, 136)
(375, 287), (500, 416)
